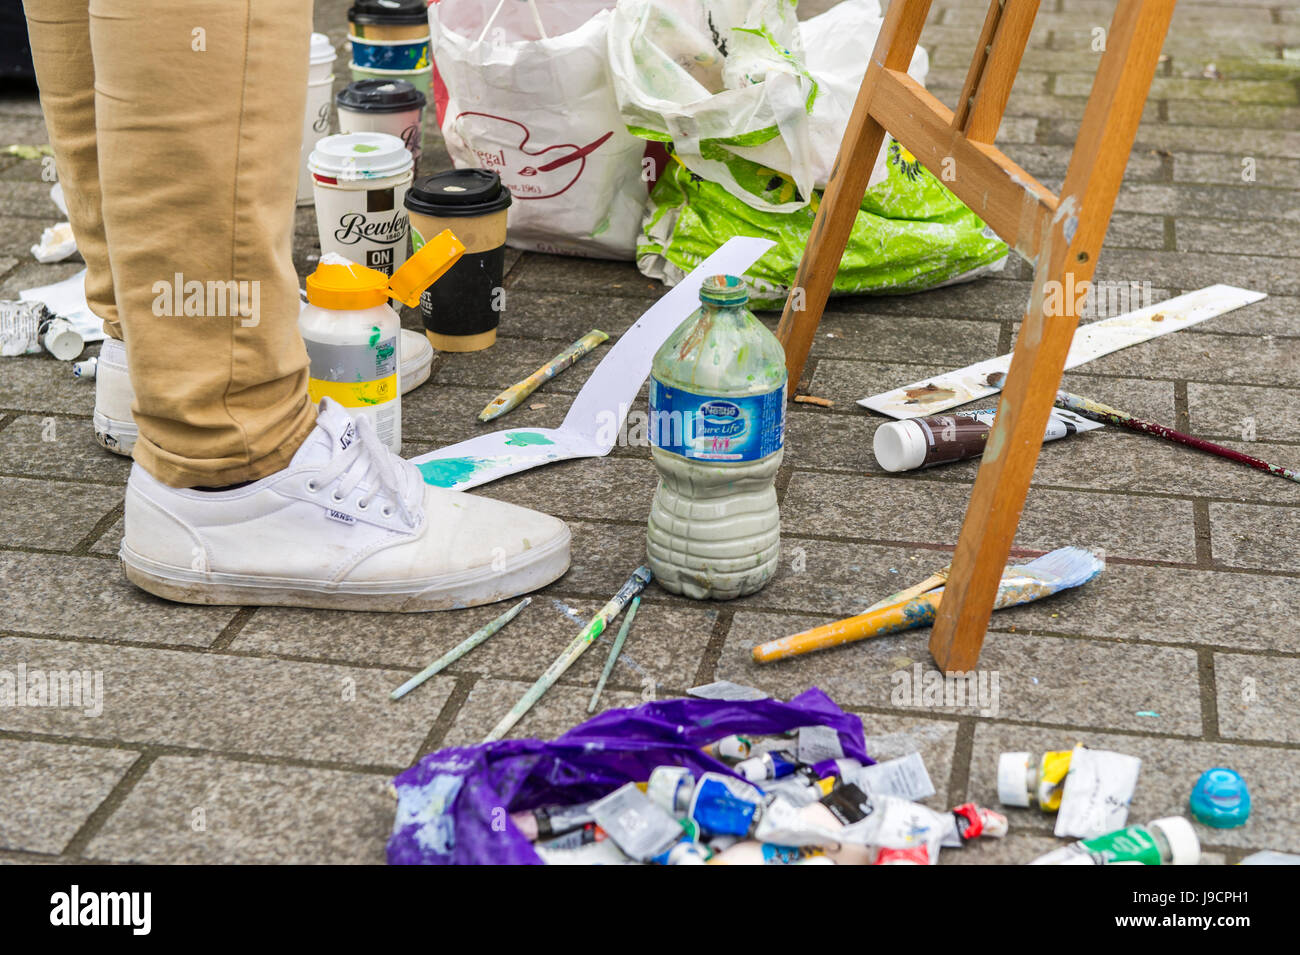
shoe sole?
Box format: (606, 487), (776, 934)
(93, 410), (137, 457)
(119, 525), (570, 612)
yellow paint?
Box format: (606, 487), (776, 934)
(309, 374), (396, 407)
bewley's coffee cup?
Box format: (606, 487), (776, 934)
(336, 79), (426, 169)
(404, 169), (512, 352)
(309, 132), (413, 276)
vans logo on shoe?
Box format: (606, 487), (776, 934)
(339, 421), (356, 451)
(327, 508), (355, 525)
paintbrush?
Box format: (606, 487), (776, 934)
(391, 598), (531, 700)
(861, 566), (950, 613)
(752, 547), (1103, 663)
(1054, 389), (1300, 485)
(485, 566), (653, 742)
(587, 595), (641, 713)
(478, 330), (609, 422)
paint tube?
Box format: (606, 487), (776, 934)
(536, 839), (632, 866)
(591, 782), (685, 862)
(701, 734), (752, 763)
(1030, 816), (1200, 865)
(72, 357), (97, 379)
(873, 407), (1102, 473)
(688, 772), (767, 837)
(949, 803), (1009, 845)
(762, 773), (834, 808)
(998, 749), (1075, 811)
(651, 839), (709, 865)
(510, 800), (597, 842)
(537, 823), (606, 852)
(709, 842), (829, 865)
(647, 766), (694, 816)
(735, 749), (800, 782)
(813, 757), (864, 779)
(1, 300), (50, 357)
(1053, 745), (1141, 838)
(844, 751), (936, 802)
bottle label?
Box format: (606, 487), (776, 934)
(649, 378), (785, 462)
(307, 335), (398, 408)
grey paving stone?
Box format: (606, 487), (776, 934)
(1176, 296), (1300, 338)
(1208, 501), (1300, 572)
(1187, 382), (1300, 440)
(236, 597), (717, 694)
(1057, 73), (1299, 105)
(0, 415), (131, 484)
(1177, 217), (1300, 258)
(433, 334), (612, 395)
(1091, 248), (1299, 298)
(0, 474), (119, 550)
(1215, 655), (1300, 745)
(84, 756), (393, 864)
(717, 612), (1203, 735)
(782, 471), (1198, 562)
(89, 517), (121, 557)
(402, 383), (577, 445)
(1167, 100), (1300, 130)
(0, 635), (451, 767)
(805, 313), (1001, 365)
(1175, 153), (1300, 189)
(441, 677), (643, 746)
(0, 552), (234, 647)
(481, 289), (661, 342)
(0, 350), (98, 416)
(0, 740), (137, 854)
(966, 724), (1300, 853)
(509, 255), (661, 298)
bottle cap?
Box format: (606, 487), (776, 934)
(1150, 816), (1200, 865)
(997, 752), (1033, 807)
(873, 419), (929, 472)
(305, 230), (464, 310)
(1188, 767), (1251, 829)
(698, 274), (748, 308)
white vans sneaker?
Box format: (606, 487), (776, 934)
(93, 337), (137, 456)
(119, 398), (571, 611)
(93, 329), (434, 457)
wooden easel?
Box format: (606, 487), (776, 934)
(777, 0), (1176, 672)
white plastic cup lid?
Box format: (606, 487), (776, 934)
(997, 751), (1033, 807)
(42, 318), (83, 361)
(308, 132), (413, 181)
(1150, 816), (1200, 865)
(310, 32), (338, 65)
(873, 419), (928, 472)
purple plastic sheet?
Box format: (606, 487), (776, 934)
(387, 687), (872, 865)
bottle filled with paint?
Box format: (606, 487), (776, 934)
(299, 231), (463, 452)
(647, 275), (786, 600)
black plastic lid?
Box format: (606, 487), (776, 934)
(348, 0), (429, 26)
(405, 169), (512, 218)
(336, 79), (426, 114)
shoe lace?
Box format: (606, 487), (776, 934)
(308, 414), (418, 529)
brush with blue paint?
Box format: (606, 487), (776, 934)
(752, 547), (1104, 663)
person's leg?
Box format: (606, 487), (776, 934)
(23, 0), (116, 333)
(90, 0), (316, 487)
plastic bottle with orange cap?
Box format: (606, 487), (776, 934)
(299, 230), (464, 452)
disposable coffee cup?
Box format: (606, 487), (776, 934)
(309, 132), (413, 276)
(349, 35), (431, 71)
(349, 61), (432, 98)
(298, 34), (338, 205)
(404, 169), (512, 352)
(336, 79), (426, 169)
(348, 0), (431, 41)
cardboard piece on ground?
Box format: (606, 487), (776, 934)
(409, 237), (776, 491)
(858, 284), (1266, 419)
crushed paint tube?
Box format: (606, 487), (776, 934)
(753, 547), (1104, 662)
(1030, 816), (1200, 866)
(1, 301), (53, 357)
(859, 285), (1267, 419)
(687, 680), (768, 701)
(845, 751), (936, 803)
(479, 329), (609, 422)
(999, 749), (1075, 811)
(409, 237), (775, 489)
(31, 221), (77, 264)
(700, 734), (752, 763)
(1189, 767), (1251, 829)
(510, 799), (598, 842)
(1054, 745), (1142, 838)
(874, 406), (1102, 472)
(591, 783), (687, 861)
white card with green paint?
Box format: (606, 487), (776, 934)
(409, 237), (777, 491)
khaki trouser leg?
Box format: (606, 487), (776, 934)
(28, 0), (318, 487)
(23, 0), (117, 335)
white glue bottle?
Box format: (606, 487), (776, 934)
(299, 231), (463, 452)
(647, 275), (786, 600)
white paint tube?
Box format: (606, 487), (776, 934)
(874, 407), (1102, 472)
(1053, 744), (1142, 839)
(1030, 816), (1199, 865)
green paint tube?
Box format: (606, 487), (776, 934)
(1030, 816), (1200, 866)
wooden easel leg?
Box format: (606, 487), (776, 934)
(929, 0), (1176, 673)
(776, 0), (933, 391)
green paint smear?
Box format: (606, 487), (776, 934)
(369, 325), (381, 347)
(417, 457), (488, 487)
(504, 432), (555, 447)
(352, 144), (381, 153)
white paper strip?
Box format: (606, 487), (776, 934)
(410, 236), (776, 490)
(858, 284), (1267, 419)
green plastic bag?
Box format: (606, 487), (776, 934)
(638, 139), (1009, 309)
